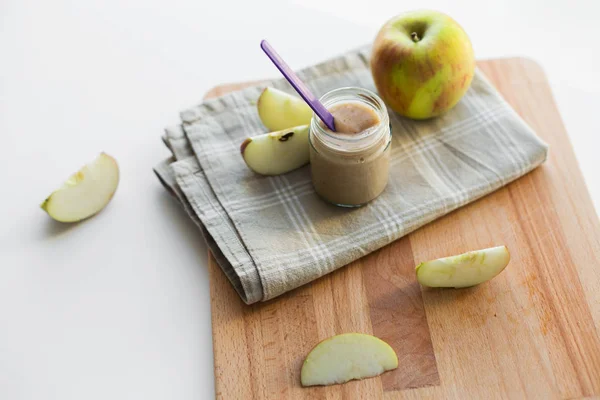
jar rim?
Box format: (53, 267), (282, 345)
(310, 86), (390, 153)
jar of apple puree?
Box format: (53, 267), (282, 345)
(309, 87), (391, 207)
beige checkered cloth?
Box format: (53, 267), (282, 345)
(154, 46), (548, 304)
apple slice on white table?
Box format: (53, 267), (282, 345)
(257, 87), (313, 131)
(301, 333), (398, 387)
(41, 152), (120, 222)
(241, 125), (309, 176)
(416, 245), (510, 288)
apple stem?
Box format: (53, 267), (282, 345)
(411, 32), (420, 42)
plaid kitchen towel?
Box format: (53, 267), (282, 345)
(154, 45), (548, 304)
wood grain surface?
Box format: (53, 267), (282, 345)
(205, 58), (600, 399)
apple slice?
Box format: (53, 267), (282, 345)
(241, 125), (309, 175)
(301, 333), (398, 387)
(41, 152), (120, 222)
(257, 87), (313, 131)
(416, 246), (510, 288)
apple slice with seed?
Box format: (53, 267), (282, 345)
(241, 125), (309, 176)
(416, 245), (510, 288)
(301, 333), (398, 387)
(257, 87), (313, 131)
(41, 152), (120, 222)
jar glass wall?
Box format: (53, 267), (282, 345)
(309, 87), (391, 207)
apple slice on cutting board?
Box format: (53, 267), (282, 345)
(416, 245), (510, 288)
(241, 125), (309, 175)
(41, 152), (120, 223)
(301, 333), (398, 387)
(257, 87), (313, 131)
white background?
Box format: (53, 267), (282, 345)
(1, 0), (599, 398)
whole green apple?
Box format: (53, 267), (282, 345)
(370, 10), (475, 119)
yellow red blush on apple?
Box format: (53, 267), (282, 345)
(370, 10), (475, 120)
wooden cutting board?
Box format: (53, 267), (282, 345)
(204, 58), (600, 399)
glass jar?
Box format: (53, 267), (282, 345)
(309, 87), (391, 207)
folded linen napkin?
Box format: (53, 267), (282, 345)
(154, 45), (548, 304)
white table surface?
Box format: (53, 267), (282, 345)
(1, 0), (599, 398)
